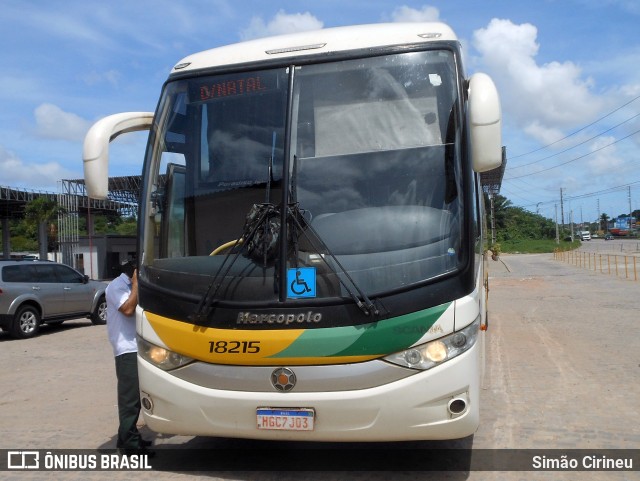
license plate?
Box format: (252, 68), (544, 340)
(256, 408), (315, 431)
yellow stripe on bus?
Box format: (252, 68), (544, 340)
(145, 311), (379, 366)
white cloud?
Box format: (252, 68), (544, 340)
(82, 69), (122, 87)
(472, 19), (603, 138)
(34, 104), (92, 142)
(390, 5), (441, 22)
(523, 121), (567, 147)
(0, 145), (76, 191)
(240, 10), (323, 40)
(2, 2), (116, 49)
(586, 136), (624, 175)
(619, 83), (640, 97)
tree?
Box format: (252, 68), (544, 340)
(599, 213), (610, 232)
(87, 214), (137, 235)
(1, 218), (38, 252)
(24, 197), (66, 258)
(486, 194), (512, 230)
(485, 194), (557, 243)
(116, 217), (138, 235)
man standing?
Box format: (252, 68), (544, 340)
(105, 260), (151, 452)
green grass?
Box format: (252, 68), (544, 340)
(499, 238), (581, 254)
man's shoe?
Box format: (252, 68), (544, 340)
(117, 438), (152, 448)
(120, 446), (156, 458)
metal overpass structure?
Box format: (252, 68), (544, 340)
(1, 177), (143, 265)
(479, 146), (507, 197)
(479, 146), (507, 245)
(1, 185), (60, 259)
(5, 149), (505, 264)
(57, 176), (142, 267)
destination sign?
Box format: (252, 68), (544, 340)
(193, 71), (280, 102)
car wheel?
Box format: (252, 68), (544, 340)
(91, 296), (107, 325)
(12, 305), (41, 339)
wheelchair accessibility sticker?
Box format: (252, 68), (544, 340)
(287, 267), (316, 298)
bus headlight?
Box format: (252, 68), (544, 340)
(385, 317), (480, 370)
(138, 337), (194, 371)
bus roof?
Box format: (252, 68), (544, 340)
(171, 22), (458, 74)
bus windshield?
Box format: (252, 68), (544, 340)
(141, 49), (463, 310)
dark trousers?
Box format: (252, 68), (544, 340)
(114, 352), (142, 449)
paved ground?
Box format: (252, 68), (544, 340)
(477, 253), (639, 450)
(576, 237), (640, 255)
(467, 253), (639, 481)
(1, 252), (638, 480)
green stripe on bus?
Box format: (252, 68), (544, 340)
(269, 302), (450, 359)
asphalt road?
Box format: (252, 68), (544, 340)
(573, 237), (640, 254)
(1, 252), (638, 480)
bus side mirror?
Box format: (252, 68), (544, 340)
(468, 73), (502, 173)
(83, 112), (154, 199)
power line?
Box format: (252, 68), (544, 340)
(505, 128), (640, 180)
(499, 186), (537, 205)
(566, 180), (640, 202)
(504, 177), (545, 196)
(508, 112), (640, 170)
(508, 93), (640, 160)
(514, 180), (640, 211)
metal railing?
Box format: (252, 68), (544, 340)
(554, 249), (638, 281)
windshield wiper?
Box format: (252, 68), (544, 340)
(287, 203), (380, 317)
(191, 143), (283, 325)
(190, 202), (279, 325)
(288, 155), (380, 317)
(190, 201), (381, 323)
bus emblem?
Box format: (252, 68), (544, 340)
(271, 368), (296, 391)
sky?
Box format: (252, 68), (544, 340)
(1, 0), (639, 223)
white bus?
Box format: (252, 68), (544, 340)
(83, 22), (501, 441)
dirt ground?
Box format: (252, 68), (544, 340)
(1, 251), (638, 480)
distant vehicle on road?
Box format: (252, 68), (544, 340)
(579, 231), (591, 241)
(604, 233), (614, 240)
(0, 260), (106, 339)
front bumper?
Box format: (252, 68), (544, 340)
(138, 340), (481, 442)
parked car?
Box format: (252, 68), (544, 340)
(0, 260), (106, 339)
(604, 233), (614, 240)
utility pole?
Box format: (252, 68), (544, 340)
(580, 205), (583, 229)
(570, 210), (574, 241)
(560, 188), (565, 236)
(555, 204), (559, 244)
(630, 186), (634, 234)
(490, 194), (496, 245)
(597, 198), (601, 232)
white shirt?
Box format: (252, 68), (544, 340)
(105, 273), (137, 357)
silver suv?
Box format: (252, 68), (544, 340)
(0, 260), (107, 339)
